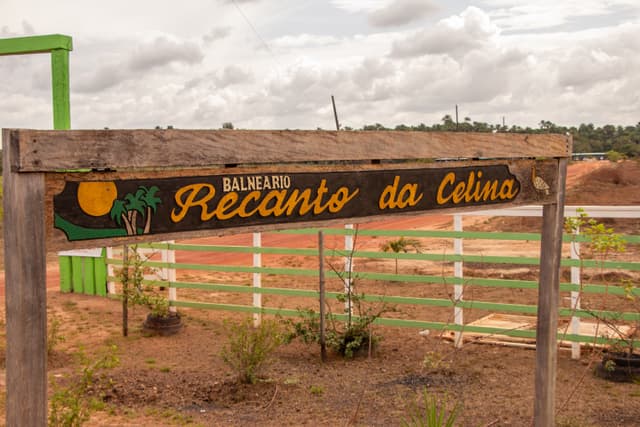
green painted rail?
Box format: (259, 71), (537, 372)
(127, 278), (640, 322)
(167, 300), (639, 347)
(107, 226), (640, 352)
(140, 242), (640, 271)
(272, 227), (640, 244)
(106, 258), (640, 297)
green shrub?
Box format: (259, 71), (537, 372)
(606, 150), (625, 162)
(286, 291), (394, 358)
(221, 317), (284, 384)
(400, 389), (460, 427)
(49, 345), (119, 427)
(47, 314), (65, 356)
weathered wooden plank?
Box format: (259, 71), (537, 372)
(45, 159), (560, 251)
(2, 129), (48, 426)
(9, 129), (571, 172)
(534, 157), (568, 427)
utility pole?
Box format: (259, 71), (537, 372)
(331, 95), (340, 131)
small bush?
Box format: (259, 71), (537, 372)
(221, 317), (284, 384)
(606, 150), (625, 162)
(47, 314), (66, 356)
(49, 345), (119, 427)
(286, 293), (394, 358)
(400, 389), (460, 427)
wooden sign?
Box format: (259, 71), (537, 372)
(4, 128), (570, 427)
(51, 160), (557, 245)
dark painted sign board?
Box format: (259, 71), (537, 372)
(52, 163), (548, 242)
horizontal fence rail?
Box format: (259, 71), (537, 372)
(105, 205), (640, 356)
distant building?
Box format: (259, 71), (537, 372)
(572, 152), (606, 161)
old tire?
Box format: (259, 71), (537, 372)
(595, 351), (640, 382)
(142, 313), (183, 336)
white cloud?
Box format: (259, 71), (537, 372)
(128, 36), (204, 71)
(271, 33), (341, 49)
(390, 7), (498, 58)
(368, 0), (438, 27)
(330, 0), (391, 13)
(203, 27), (231, 44)
(1, 0), (640, 133)
(484, 0), (639, 32)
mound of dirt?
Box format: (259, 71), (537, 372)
(566, 160), (640, 205)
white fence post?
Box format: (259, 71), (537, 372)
(453, 214), (464, 348)
(162, 241), (177, 314)
(344, 224), (354, 314)
(253, 232), (262, 326)
(570, 229), (581, 359)
(106, 246), (116, 294)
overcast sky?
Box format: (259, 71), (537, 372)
(1, 0), (639, 131)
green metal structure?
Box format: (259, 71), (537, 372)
(0, 34), (107, 295)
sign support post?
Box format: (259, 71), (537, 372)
(534, 158), (568, 426)
(3, 133), (48, 426)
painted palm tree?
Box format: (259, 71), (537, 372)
(110, 199), (135, 235)
(125, 191), (146, 233)
(109, 185), (162, 236)
(139, 186), (161, 234)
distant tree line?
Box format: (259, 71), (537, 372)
(353, 116), (640, 158)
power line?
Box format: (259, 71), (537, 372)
(231, 0), (274, 56)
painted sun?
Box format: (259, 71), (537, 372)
(77, 181), (118, 217)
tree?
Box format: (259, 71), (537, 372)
(381, 237), (423, 274)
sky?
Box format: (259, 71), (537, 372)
(1, 0), (639, 131)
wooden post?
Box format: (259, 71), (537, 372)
(3, 130), (48, 426)
(122, 245), (129, 337)
(318, 231), (327, 362)
(344, 224), (354, 315)
(534, 158), (568, 426)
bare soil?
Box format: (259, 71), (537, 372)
(2, 160), (640, 427)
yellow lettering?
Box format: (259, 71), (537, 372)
(171, 183), (215, 222)
(215, 192), (239, 220)
(436, 172), (456, 205)
(283, 189), (313, 215)
(237, 191), (261, 217)
(328, 187), (359, 212)
(379, 176), (400, 209)
(499, 180), (519, 199)
(257, 190), (288, 217)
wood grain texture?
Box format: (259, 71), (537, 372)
(9, 129), (572, 172)
(533, 158), (568, 427)
(2, 129), (48, 426)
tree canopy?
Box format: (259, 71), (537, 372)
(360, 117), (640, 158)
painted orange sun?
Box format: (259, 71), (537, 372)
(77, 181), (118, 217)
